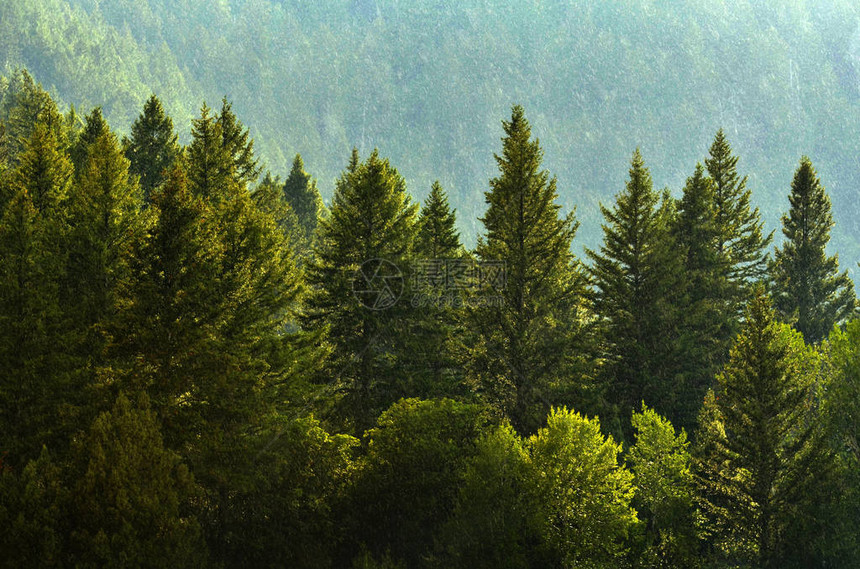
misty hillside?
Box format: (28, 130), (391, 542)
(3, 0), (860, 264)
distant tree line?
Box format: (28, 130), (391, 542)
(1, 69), (859, 568)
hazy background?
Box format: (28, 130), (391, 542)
(3, 0), (860, 272)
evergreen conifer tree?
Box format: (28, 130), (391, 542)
(186, 103), (232, 202)
(70, 392), (206, 568)
(62, 128), (148, 427)
(304, 148), (418, 433)
(217, 98), (261, 187)
(587, 150), (683, 436)
(770, 157), (855, 344)
(282, 153), (325, 248)
(69, 107), (109, 177)
(406, 181), (465, 398)
(704, 129), (772, 310)
(472, 105), (587, 434)
(9, 120), (73, 214)
(3, 70), (66, 164)
(695, 289), (828, 568)
(671, 163), (730, 433)
(0, 190), (65, 466)
(125, 95), (180, 202)
(416, 180), (461, 259)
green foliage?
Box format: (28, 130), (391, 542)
(770, 157), (856, 344)
(124, 95), (180, 201)
(671, 163), (730, 434)
(827, 319), (860, 465)
(0, 447), (67, 568)
(416, 181), (461, 259)
(217, 414), (358, 569)
(63, 127), (147, 391)
(348, 398), (490, 568)
(282, 154), (325, 250)
(217, 98), (261, 187)
(588, 150), (684, 437)
(472, 105), (589, 434)
(695, 289), (829, 568)
(438, 423), (545, 569)
(185, 102), (233, 201)
(0, 70), (67, 164)
(704, 129), (772, 311)
(527, 407), (637, 568)
(70, 392), (206, 568)
(70, 106), (109, 177)
(0, 189), (65, 465)
(628, 405), (698, 569)
(8, 116), (73, 213)
(304, 149), (418, 433)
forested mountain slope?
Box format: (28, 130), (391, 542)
(3, 0), (860, 266)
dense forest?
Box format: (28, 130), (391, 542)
(1, 64), (860, 568)
(3, 0), (860, 272)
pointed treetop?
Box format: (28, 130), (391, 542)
(126, 94), (180, 201)
(217, 97), (260, 186)
(770, 156), (855, 343)
(416, 180), (461, 259)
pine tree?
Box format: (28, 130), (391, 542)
(125, 94), (180, 202)
(304, 148), (418, 433)
(403, 181), (465, 399)
(0, 117), (73, 464)
(416, 180), (461, 259)
(120, 166), (225, 444)
(587, 150), (683, 437)
(9, 120), (73, 214)
(705, 129), (772, 310)
(253, 171), (302, 249)
(65, 129), (145, 337)
(472, 105), (588, 434)
(186, 103), (232, 201)
(282, 153), (325, 248)
(3, 70), (66, 164)
(62, 128), (148, 428)
(0, 190), (64, 466)
(671, 163), (730, 434)
(695, 289), (828, 568)
(69, 107), (109, 177)
(770, 157), (855, 344)
(217, 97), (261, 187)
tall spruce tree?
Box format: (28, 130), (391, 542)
(416, 180), (462, 259)
(125, 95), (180, 201)
(186, 103), (232, 202)
(705, 129), (772, 310)
(695, 289), (828, 568)
(406, 181), (465, 398)
(671, 163), (730, 434)
(587, 150), (683, 437)
(62, 128), (148, 428)
(9, 120), (73, 214)
(303, 148), (418, 433)
(472, 105), (587, 434)
(282, 153), (325, 249)
(69, 107), (109, 178)
(770, 157), (855, 344)
(217, 98), (261, 187)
